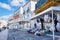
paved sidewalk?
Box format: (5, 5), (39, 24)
(0, 29), (8, 40)
(7, 29), (58, 40)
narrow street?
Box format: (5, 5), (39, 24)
(0, 0), (60, 40)
(0, 29), (58, 40)
(7, 29), (58, 40)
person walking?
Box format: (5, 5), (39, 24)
(40, 18), (44, 30)
(34, 23), (37, 28)
(54, 18), (58, 32)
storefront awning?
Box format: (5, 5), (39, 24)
(29, 6), (60, 20)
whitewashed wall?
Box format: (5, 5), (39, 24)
(0, 20), (7, 28)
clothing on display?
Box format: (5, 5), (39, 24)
(44, 15), (52, 22)
(49, 13), (56, 19)
(34, 23), (37, 28)
(37, 23), (41, 30)
(37, 19), (39, 23)
(57, 14), (60, 21)
(44, 15), (49, 22)
(40, 18), (44, 23)
(57, 22), (60, 31)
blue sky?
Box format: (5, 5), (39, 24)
(0, 0), (29, 21)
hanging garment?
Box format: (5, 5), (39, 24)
(57, 22), (60, 31)
(44, 15), (49, 22)
(37, 23), (41, 30)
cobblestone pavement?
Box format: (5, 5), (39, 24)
(0, 29), (8, 40)
(7, 29), (58, 40)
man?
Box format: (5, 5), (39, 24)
(40, 18), (44, 29)
(54, 18), (58, 32)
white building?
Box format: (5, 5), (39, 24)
(8, 0), (38, 29)
(0, 20), (7, 28)
(8, 7), (24, 29)
(21, 0), (37, 29)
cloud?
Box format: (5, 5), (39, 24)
(10, 0), (27, 6)
(0, 14), (12, 21)
(0, 2), (12, 10)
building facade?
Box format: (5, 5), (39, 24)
(8, 0), (60, 31)
(8, 0), (37, 29)
(0, 20), (7, 28)
(30, 0), (60, 30)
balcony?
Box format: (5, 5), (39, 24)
(8, 17), (29, 24)
(35, 0), (60, 14)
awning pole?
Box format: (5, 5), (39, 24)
(51, 10), (55, 40)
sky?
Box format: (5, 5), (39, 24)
(0, 0), (29, 21)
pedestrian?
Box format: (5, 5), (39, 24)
(34, 23), (37, 28)
(54, 18), (59, 32)
(40, 18), (44, 30)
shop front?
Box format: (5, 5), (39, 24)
(29, 6), (60, 40)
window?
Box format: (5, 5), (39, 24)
(27, 7), (30, 13)
(23, 10), (25, 14)
(37, 18), (40, 23)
